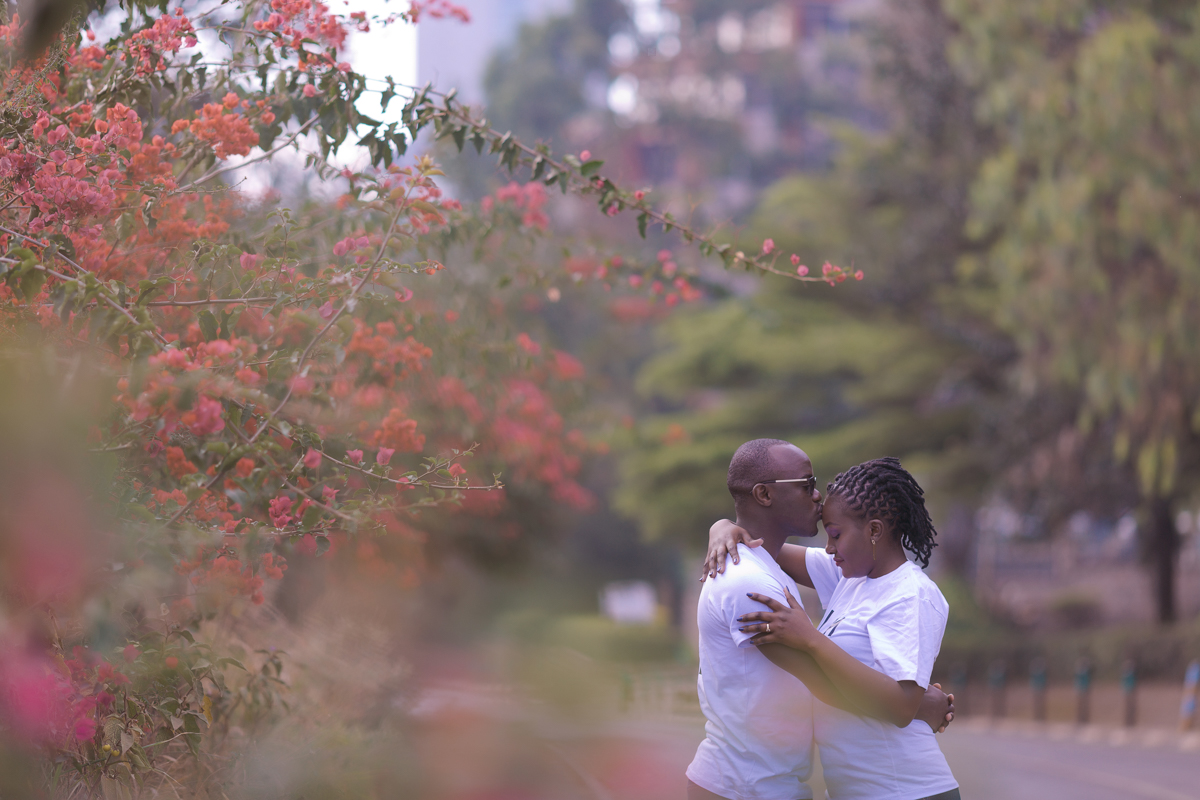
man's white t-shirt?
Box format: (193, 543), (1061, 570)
(805, 549), (958, 800)
(687, 544), (815, 800)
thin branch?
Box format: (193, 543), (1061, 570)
(172, 116), (319, 194)
(146, 297), (276, 307)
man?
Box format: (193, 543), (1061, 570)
(686, 439), (952, 800)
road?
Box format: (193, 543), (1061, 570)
(940, 721), (1200, 800)
(558, 717), (1200, 800)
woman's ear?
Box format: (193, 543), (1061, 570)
(869, 518), (885, 539)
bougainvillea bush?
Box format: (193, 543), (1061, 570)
(0, 0), (837, 794)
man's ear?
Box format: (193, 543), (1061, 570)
(752, 483), (772, 507)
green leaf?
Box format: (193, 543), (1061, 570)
(19, 268), (46, 301)
(197, 310), (218, 342)
(580, 159), (604, 177)
(301, 505), (321, 531)
(637, 212), (649, 239)
(314, 535), (331, 557)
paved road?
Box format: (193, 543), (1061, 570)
(940, 723), (1200, 800)
(558, 717), (1200, 800)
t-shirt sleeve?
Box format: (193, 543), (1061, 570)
(724, 551), (797, 649)
(865, 594), (948, 687)
(805, 547), (841, 607)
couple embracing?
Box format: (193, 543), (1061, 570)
(686, 439), (960, 800)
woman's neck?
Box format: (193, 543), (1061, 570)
(866, 545), (908, 579)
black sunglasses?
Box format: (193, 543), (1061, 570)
(758, 476), (818, 493)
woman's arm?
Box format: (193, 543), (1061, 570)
(740, 589), (926, 728)
(703, 519), (813, 588)
(756, 643), (874, 715)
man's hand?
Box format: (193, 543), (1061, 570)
(701, 519), (763, 581)
(916, 682), (955, 733)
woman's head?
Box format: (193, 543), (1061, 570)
(823, 457), (938, 569)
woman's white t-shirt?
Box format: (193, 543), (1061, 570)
(805, 549), (958, 800)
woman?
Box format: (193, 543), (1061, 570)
(707, 457), (959, 800)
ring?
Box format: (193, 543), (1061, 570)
(766, 623), (771, 633)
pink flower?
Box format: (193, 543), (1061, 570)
(376, 447), (395, 466)
(762, 238), (775, 255)
(346, 449), (363, 464)
(797, 265), (809, 276)
(657, 250), (672, 262)
(855, 270), (864, 281)
(579, 150), (591, 161)
(322, 486), (340, 503)
(634, 190), (645, 201)
(628, 275), (643, 288)
(184, 395), (225, 435)
(790, 254), (801, 266)
(303, 84), (318, 98)
(269, 495), (293, 528)
(123, 645), (139, 662)
(448, 463), (467, 477)
(395, 287), (413, 302)
(303, 448), (321, 469)
(319, 300), (334, 319)
(662, 261), (677, 277)
(516, 333), (541, 355)
(74, 716), (96, 741)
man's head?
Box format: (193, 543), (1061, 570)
(727, 438), (822, 542)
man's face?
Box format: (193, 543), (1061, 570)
(764, 444), (822, 538)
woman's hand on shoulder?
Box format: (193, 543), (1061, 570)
(737, 588), (821, 653)
(701, 519), (763, 581)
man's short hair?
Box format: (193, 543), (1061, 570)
(727, 438), (793, 500)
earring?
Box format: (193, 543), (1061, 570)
(872, 538), (877, 561)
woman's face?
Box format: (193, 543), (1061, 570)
(821, 495), (878, 578)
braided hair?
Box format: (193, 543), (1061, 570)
(825, 457), (938, 568)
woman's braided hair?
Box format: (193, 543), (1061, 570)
(825, 457), (938, 568)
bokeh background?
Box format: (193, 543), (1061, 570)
(4, 0), (1200, 797)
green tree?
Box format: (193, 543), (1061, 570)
(616, 0), (1002, 554)
(948, 0), (1200, 621)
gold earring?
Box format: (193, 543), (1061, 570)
(872, 538), (877, 561)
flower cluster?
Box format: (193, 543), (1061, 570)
(125, 8), (198, 74)
(187, 100), (261, 159)
(482, 181), (550, 229)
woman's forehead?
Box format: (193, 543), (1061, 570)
(821, 495), (851, 520)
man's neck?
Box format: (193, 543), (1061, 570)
(732, 514), (789, 560)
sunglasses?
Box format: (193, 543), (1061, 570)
(758, 476), (818, 494)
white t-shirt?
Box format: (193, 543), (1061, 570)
(805, 549), (957, 800)
(687, 544), (815, 800)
